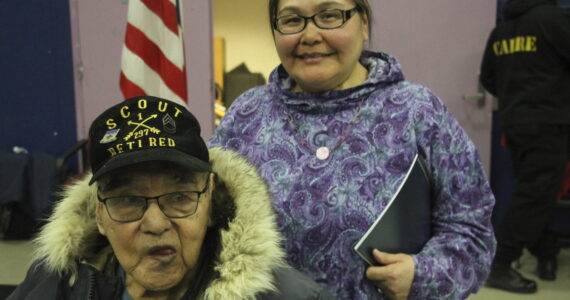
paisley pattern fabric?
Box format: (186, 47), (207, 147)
(209, 51), (496, 299)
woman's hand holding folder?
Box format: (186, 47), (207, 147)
(365, 249), (414, 300)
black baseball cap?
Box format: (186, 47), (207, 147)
(88, 96), (210, 185)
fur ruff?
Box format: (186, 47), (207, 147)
(32, 147), (285, 299)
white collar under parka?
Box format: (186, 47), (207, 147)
(31, 147), (291, 299)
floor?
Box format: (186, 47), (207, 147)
(0, 240), (569, 299)
(468, 248), (570, 300)
(0, 239), (34, 286)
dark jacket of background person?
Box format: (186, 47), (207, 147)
(8, 148), (334, 300)
(479, 0), (570, 293)
(480, 0), (570, 127)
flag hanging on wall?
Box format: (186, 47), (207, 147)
(120, 0), (187, 106)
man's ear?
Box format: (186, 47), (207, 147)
(95, 203), (107, 236)
(207, 210), (214, 227)
(207, 172), (216, 227)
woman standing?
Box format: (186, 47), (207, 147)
(209, 0), (496, 299)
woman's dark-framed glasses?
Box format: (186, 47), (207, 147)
(97, 176), (210, 223)
(274, 7), (360, 35)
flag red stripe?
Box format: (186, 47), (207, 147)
(124, 23), (187, 99)
(141, 0), (178, 35)
(120, 72), (147, 99)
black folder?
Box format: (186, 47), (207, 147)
(353, 154), (432, 266)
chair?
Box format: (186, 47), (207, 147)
(0, 139), (88, 239)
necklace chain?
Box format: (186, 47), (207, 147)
(286, 98), (365, 160)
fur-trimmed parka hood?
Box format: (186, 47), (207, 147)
(32, 147), (286, 299)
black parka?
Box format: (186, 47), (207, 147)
(8, 148), (335, 300)
(480, 0), (570, 127)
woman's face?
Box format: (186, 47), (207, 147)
(96, 165), (213, 297)
(273, 0), (369, 93)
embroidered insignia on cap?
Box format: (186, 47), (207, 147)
(100, 129), (120, 144)
(162, 113), (176, 134)
(124, 114), (160, 141)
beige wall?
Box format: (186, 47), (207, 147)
(213, 0), (280, 81)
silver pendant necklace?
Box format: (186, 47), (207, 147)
(315, 146), (330, 160)
(286, 98), (365, 160)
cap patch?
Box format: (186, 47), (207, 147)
(162, 113), (177, 134)
(100, 129), (120, 144)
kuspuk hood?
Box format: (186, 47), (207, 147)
(33, 147), (286, 299)
(268, 51), (405, 112)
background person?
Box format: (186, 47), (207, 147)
(209, 0), (496, 299)
(480, 0), (570, 294)
(8, 96), (334, 300)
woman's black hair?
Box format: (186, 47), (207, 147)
(268, 0), (373, 36)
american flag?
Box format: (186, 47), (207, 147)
(119, 0), (187, 106)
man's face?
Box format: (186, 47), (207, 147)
(95, 163), (213, 294)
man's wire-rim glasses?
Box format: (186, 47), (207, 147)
(97, 175), (210, 223)
(273, 7), (361, 35)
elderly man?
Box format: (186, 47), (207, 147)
(8, 96), (333, 300)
